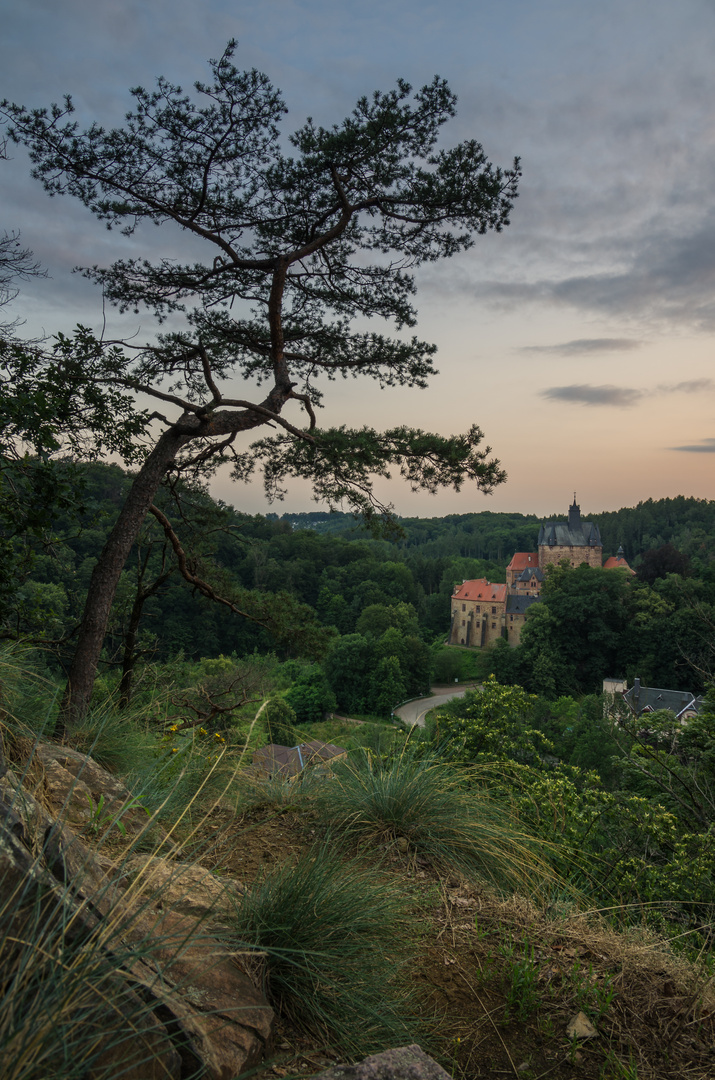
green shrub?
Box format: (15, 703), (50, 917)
(66, 705), (156, 775)
(262, 696), (299, 745)
(0, 643), (59, 738)
(230, 845), (418, 1057)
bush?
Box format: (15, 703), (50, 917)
(284, 666), (337, 724)
(261, 696), (299, 746)
(230, 845), (417, 1057)
(0, 888), (176, 1080)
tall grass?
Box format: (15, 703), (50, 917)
(315, 748), (556, 894)
(230, 844), (419, 1058)
(0, 643), (59, 740)
(0, 781), (204, 1080)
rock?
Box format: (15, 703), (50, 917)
(36, 743), (156, 836)
(125, 907), (273, 1078)
(566, 1012), (598, 1039)
(312, 1045), (453, 1080)
(1, 743), (275, 1079)
(124, 854), (245, 921)
(1, 768), (54, 848)
(84, 986), (182, 1080)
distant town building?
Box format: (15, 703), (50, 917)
(449, 497), (632, 648)
(622, 677), (703, 721)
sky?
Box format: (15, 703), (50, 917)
(2, 0), (715, 523)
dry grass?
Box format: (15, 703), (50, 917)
(419, 883), (715, 1080)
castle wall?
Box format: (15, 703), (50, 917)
(449, 580), (507, 647)
(539, 544), (602, 570)
(505, 612), (527, 646)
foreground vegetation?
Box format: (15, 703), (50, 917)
(2, 646), (715, 1079)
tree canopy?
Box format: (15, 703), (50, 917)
(1, 44), (520, 724)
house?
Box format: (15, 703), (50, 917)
(449, 579), (507, 647)
(251, 739), (347, 778)
(622, 677), (703, 721)
(449, 497), (634, 649)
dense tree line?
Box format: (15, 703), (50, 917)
(4, 462), (715, 717)
(284, 496), (715, 572)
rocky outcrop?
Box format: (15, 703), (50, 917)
(0, 743), (274, 1079)
(313, 1045), (452, 1080)
(124, 854), (246, 921)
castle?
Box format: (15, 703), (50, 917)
(449, 497), (631, 648)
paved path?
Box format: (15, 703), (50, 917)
(394, 683), (479, 728)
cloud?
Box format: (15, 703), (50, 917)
(670, 438), (715, 453)
(541, 384), (644, 407)
(479, 216), (715, 332)
(520, 338), (643, 355)
(541, 379), (715, 408)
(659, 379), (715, 394)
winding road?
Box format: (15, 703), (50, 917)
(394, 683), (479, 728)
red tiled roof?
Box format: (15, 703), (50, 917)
(452, 579), (507, 602)
(603, 556), (635, 573)
(506, 552), (538, 571)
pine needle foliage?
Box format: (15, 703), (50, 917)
(315, 749), (555, 894)
(230, 845), (418, 1057)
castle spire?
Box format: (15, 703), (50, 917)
(568, 494), (581, 531)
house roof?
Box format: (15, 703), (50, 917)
(623, 681), (703, 719)
(507, 552), (538, 572)
(506, 595), (541, 615)
(252, 740), (347, 777)
(603, 555), (635, 572)
(452, 579), (507, 603)
(517, 566), (545, 582)
(537, 499), (602, 549)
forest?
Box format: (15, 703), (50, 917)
(4, 459), (715, 715)
(3, 457), (715, 937)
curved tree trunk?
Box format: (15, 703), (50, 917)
(58, 426), (192, 732)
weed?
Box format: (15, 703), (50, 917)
(599, 1049), (639, 1079)
(570, 956), (618, 1019)
(83, 792), (149, 839)
(500, 937), (540, 1021)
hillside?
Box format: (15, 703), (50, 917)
(2, 649), (715, 1079)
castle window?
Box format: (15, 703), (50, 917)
(491, 622), (496, 630)
(461, 619), (465, 626)
(491, 606), (496, 615)
(475, 605), (480, 612)
(462, 604), (466, 612)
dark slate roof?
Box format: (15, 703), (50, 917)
(538, 500), (602, 548)
(252, 741), (347, 777)
(506, 595), (541, 615)
(517, 566), (545, 581)
(623, 682), (703, 718)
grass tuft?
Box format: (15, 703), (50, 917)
(230, 844), (419, 1058)
(315, 748), (555, 894)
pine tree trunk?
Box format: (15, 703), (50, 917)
(58, 427), (192, 732)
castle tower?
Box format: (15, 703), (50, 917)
(537, 496), (602, 571)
